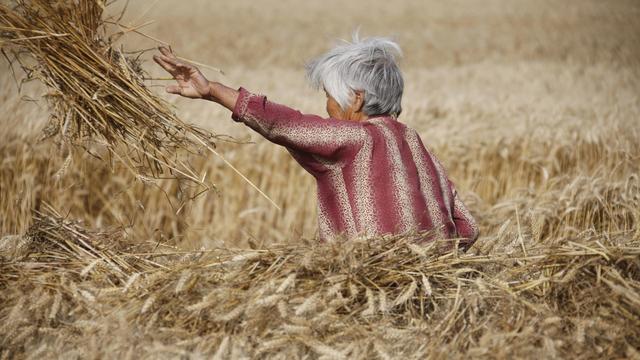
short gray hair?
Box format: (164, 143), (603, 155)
(306, 34), (404, 117)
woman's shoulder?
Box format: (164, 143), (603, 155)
(362, 115), (414, 135)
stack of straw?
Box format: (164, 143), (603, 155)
(1, 209), (638, 358)
(0, 0), (216, 186)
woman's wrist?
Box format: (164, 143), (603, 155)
(204, 81), (239, 111)
(202, 81), (218, 102)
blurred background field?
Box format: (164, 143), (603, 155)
(1, 0), (639, 358)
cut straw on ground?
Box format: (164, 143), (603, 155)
(0, 208), (638, 358)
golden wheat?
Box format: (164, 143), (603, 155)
(0, 0), (219, 190)
(1, 0), (639, 358)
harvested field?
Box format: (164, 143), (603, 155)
(1, 0), (639, 358)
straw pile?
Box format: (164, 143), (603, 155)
(0, 206), (638, 358)
(0, 0), (216, 185)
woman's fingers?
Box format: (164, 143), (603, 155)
(165, 85), (183, 94)
(153, 56), (173, 72)
(157, 54), (192, 73)
(156, 47), (196, 73)
(153, 54), (177, 73)
(154, 54), (193, 78)
(156, 54), (180, 66)
(157, 48), (184, 68)
(159, 46), (174, 58)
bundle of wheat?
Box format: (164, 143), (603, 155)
(1, 209), (638, 358)
(0, 0), (216, 186)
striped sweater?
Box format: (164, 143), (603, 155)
(232, 87), (479, 248)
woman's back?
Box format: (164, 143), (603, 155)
(232, 87), (478, 246)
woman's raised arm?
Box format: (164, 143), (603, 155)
(154, 47), (366, 160)
(229, 88), (367, 160)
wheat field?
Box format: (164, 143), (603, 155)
(1, 0), (639, 358)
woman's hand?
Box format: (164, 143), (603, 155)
(153, 46), (211, 99)
(153, 46), (239, 110)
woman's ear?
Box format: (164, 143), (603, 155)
(353, 90), (365, 113)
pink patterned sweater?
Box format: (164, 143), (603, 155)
(232, 87), (479, 248)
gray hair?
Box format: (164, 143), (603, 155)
(306, 34), (404, 117)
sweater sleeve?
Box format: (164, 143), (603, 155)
(231, 87), (366, 160)
(450, 185), (480, 250)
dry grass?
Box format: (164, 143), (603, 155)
(1, 0), (640, 358)
(0, 208), (638, 358)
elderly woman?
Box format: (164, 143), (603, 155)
(154, 36), (478, 248)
